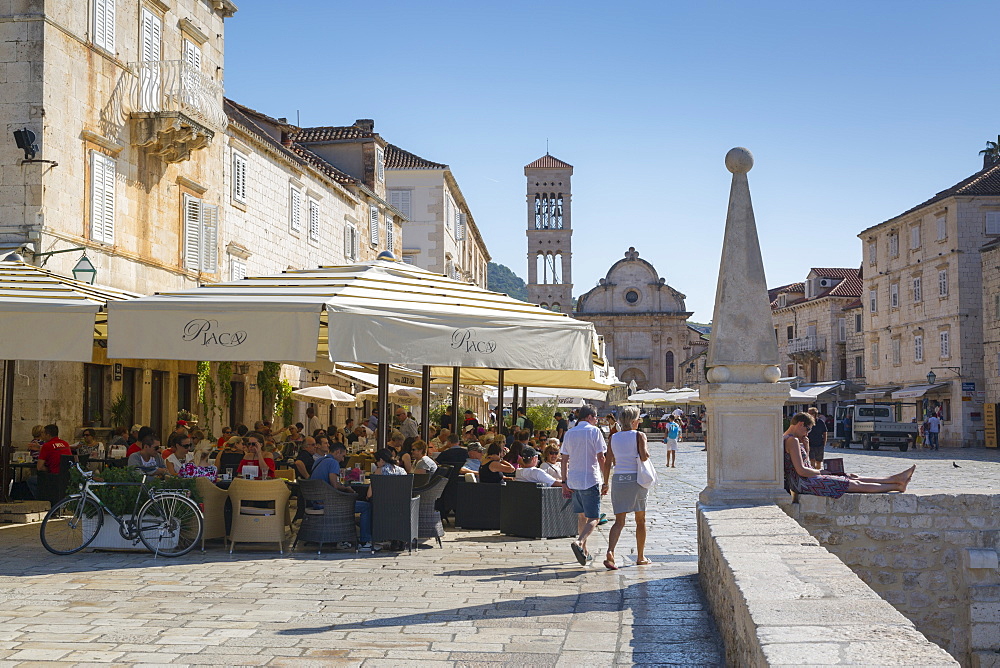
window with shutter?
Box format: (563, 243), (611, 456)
(871, 342), (879, 368)
(344, 225), (354, 260)
(910, 224), (920, 249)
(369, 205), (379, 247)
(987, 212), (1000, 235)
(936, 216), (947, 240)
(140, 8), (161, 61)
(855, 355), (864, 378)
(232, 151), (247, 203)
(89, 151), (116, 245)
(229, 256), (246, 281)
(938, 270), (948, 297)
(376, 147), (384, 183)
(889, 283), (899, 308)
(940, 331), (950, 358)
(201, 204), (218, 273)
(868, 241), (877, 265)
(855, 313), (862, 332)
(869, 289), (877, 313)
(308, 198), (320, 241)
(385, 211), (394, 251)
(914, 335), (923, 362)
(889, 233), (898, 257)
(289, 187), (301, 232)
(388, 190), (411, 219)
(183, 39), (201, 69)
(891, 338), (901, 365)
(183, 194), (202, 271)
(837, 318), (846, 342)
(458, 213), (467, 241)
(913, 277), (922, 303)
(995, 294), (1000, 319)
(93, 0), (116, 53)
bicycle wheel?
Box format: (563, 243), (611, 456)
(136, 494), (203, 556)
(40, 495), (103, 555)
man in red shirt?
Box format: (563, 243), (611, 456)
(37, 424), (73, 475)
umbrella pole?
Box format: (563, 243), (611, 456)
(522, 386), (528, 429)
(451, 367), (461, 431)
(496, 369), (505, 436)
(377, 364), (389, 451)
(0, 360), (13, 502)
(420, 365), (431, 442)
(512, 384), (519, 433)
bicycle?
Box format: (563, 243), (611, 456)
(39, 463), (204, 557)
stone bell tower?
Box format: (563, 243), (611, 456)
(525, 154), (573, 311)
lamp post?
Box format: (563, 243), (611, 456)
(71, 254), (97, 284)
(926, 371), (936, 385)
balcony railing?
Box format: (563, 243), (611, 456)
(130, 60), (226, 133)
(788, 334), (826, 354)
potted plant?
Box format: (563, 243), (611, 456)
(90, 410), (103, 428)
(109, 392), (131, 430)
(67, 467), (200, 551)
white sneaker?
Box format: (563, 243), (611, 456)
(359, 542), (381, 553)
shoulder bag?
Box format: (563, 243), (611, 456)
(635, 431), (657, 489)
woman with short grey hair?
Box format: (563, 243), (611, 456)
(601, 404), (652, 570)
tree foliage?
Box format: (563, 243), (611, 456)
(980, 135), (1000, 167)
(487, 262), (528, 301)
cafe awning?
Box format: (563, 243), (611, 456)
(795, 381), (846, 399)
(891, 383), (950, 400)
(0, 261), (140, 362)
(107, 260), (597, 371)
(856, 387), (899, 400)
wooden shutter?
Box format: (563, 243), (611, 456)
(140, 8), (161, 61)
(987, 212), (1000, 235)
(232, 151), (247, 203)
(90, 151), (115, 244)
(289, 187), (301, 231)
(201, 204), (218, 273)
(389, 190), (410, 219)
(230, 257), (246, 281)
(376, 147), (385, 182)
(183, 194), (202, 271)
(309, 198), (320, 241)
(94, 0), (116, 52)
(344, 225), (353, 260)
(385, 211), (394, 251)
(352, 225), (360, 260)
(458, 213), (467, 240)
(369, 205), (379, 246)
(183, 39), (202, 69)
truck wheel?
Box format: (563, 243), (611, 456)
(862, 436), (871, 450)
(899, 443), (909, 452)
(871, 441), (880, 451)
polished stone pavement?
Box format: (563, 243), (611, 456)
(0, 440), (723, 666)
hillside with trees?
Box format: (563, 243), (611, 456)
(487, 262), (529, 301)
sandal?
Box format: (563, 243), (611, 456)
(635, 558), (652, 566)
(603, 558), (618, 571)
(570, 541), (587, 566)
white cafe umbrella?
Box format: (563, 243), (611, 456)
(290, 385), (357, 406)
(355, 385), (436, 402)
(107, 260), (597, 372)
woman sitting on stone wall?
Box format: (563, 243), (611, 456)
(784, 412), (915, 497)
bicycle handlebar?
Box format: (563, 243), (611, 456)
(73, 462), (95, 480)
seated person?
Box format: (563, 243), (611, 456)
(410, 440), (438, 474)
(36, 424), (73, 483)
(165, 435), (194, 476)
(478, 443), (516, 484)
(513, 446), (563, 487)
(127, 436), (167, 477)
(178, 441), (218, 481)
(435, 434), (469, 467)
(355, 449), (406, 552)
(784, 412), (914, 497)
(294, 437), (318, 479)
(429, 428), (450, 455)
(235, 432), (275, 480)
(74, 429), (105, 459)
(539, 442), (562, 478)
(216, 426), (233, 450)
(215, 434), (244, 470)
(127, 426), (153, 457)
(310, 440), (346, 486)
(460, 443), (484, 476)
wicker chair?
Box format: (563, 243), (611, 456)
(454, 479), (503, 530)
(370, 474), (418, 552)
(194, 476), (229, 551)
(227, 478), (292, 554)
(500, 480), (578, 539)
(292, 479), (358, 554)
(274, 468), (296, 481)
(413, 476), (448, 548)
(434, 463), (464, 521)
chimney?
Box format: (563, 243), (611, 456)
(280, 130), (293, 147)
(355, 119), (374, 133)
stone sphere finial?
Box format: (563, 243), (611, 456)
(725, 147), (754, 174)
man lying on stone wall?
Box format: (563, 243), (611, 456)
(784, 412), (915, 497)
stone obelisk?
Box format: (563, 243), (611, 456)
(699, 148), (790, 506)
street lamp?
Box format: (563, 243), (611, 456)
(926, 371), (936, 385)
(71, 254), (97, 284)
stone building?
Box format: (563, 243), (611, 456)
(979, 238), (1000, 446)
(843, 298), (866, 386)
(385, 144), (489, 287)
(575, 247), (706, 390)
(858, 159), (1000, 448)
(525, 154), (573, 311)
(769, 268), (862, 382)
(1, 0), (236, 443)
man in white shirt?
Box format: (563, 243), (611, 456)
(395, 408), (419, 440)
(560, 404), (607, 565)
(514, 446), (562, 487)
(305, 406), (323, 437)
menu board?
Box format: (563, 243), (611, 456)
(985, 403), (997, 449)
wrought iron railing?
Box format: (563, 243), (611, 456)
(788, 334), (825, 353)
(129, 60), (226, 132)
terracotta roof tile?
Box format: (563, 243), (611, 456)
(525, 154), (573, 169)
(225, 98), (298, 130)
(291, 124), (376, 143)
(810, 268), (859, 280)
(884, 161), (1000, 224)
(828, 275), (862, 297)
(288, 145), (358, 185)
(385, 143), (448, 170)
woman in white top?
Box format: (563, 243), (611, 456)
(513, 447), (562, 486)
(601, 405), (651, 570)
(539, 441), (562, 479)
(410, 440), (438, 474)
(165, 435), (194, 476)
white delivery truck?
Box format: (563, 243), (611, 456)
(834, 404), (918, 452)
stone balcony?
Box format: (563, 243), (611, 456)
(128, 60), (226, 163)
(788, 334), (825, 354)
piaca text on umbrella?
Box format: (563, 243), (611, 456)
(182, 319), (247, 347)
(451, 328), (497, 354)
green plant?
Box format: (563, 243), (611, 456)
(257, 362), (282, 420)
(525, 401), (557, 432)
(276, 379), (294, 427)
(217, 362), (233, 408)
(67, 467), (201, 516)
(427, 401), (449, 429)
(197, 361), (219, 427)
(109, 392), (131, 429)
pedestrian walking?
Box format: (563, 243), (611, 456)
(926, 413), (941, 450)
(602, 406), (651, 570)
(560, 404), (607, 565)
(806, 407), (827, 468)
(664, 415), (680, 468)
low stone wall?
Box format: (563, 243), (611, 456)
(698, 503), (957, 667)
(787, 492), (1000, 667)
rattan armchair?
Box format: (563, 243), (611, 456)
(293, 479), (358, 554)
(413, 476), (448, 548)
(370, 474), (418, 552)
(500, 480), (577, 539)
(454, 479), (503, 530)
(227, 478), (292, 554)
(194, 476), (229, 551)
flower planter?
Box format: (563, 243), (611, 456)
(89, 513), (179, 551)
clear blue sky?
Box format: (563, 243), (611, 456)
(225, 1), (999, 322)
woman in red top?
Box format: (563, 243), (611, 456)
(235, 431), (275, 480)
(216, 426), (232, 450)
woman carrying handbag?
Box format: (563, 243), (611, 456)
(601, 405), (654, 570)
